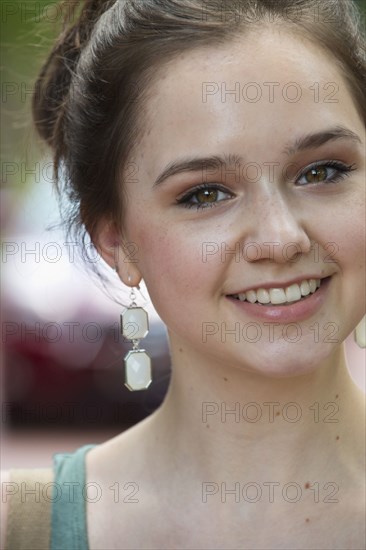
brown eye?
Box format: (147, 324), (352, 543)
(196, 189), (219, 203)
(296, 161), (356, 187)
(177, 184), (234, 210)
(304, 166), (328, 183)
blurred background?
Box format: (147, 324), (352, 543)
(1, 0), (365, 468)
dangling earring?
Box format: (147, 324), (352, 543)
(120, 282), (152, 391)
(354, 315), (366, 349)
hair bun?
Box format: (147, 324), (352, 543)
(32, 0), (115, 149)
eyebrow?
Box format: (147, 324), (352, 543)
(153, 125), (362, 187)
(283, 125), (362, 156)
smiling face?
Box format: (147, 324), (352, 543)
(109, 27), (365, 377)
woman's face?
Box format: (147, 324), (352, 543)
(115, 28), (365, 376)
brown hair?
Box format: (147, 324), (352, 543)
(32, 0), (366, 245)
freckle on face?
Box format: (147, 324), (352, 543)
(121, 30), (365, 376)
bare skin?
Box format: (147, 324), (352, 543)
(87, 27), (366, 549)
(86, 353), (365, 549)
(2, 26), (364, 550)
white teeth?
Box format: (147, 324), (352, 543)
(231, 277), (325, 305)
(269, 288), (287, 304)
(246, 290), (257, 304)
(309, 279), (317, 293)
(300, 280), (310, 296)
(285, 284), (302, 303)
(256, 288), (270, 304)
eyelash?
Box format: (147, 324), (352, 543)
(295, 160), (357, 186)
(176, 183), (233, 210)
(176, 161), (357, 210)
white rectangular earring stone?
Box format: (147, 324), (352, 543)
(124, 350), (152, 391)
(121, 307), (149, 340)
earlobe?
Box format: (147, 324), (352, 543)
(94, 218), (143, 287)
(114, 244), (143, 288)
(115, 265), (142, 289)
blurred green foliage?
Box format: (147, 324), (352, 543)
(1, 1), (65, 192)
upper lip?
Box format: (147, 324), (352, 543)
(228, 274), (331, 295)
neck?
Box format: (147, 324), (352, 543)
(147, 338), (365, 484)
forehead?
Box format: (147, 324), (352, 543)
(134, 28), (362, 174)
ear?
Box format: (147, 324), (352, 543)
(93, 218), (143, 287)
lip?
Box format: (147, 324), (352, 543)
(226, 276), (332, 322)
(229, 274), (329, 295)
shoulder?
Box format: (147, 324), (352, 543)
(1, 470), (10, 549)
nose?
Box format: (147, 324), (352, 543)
(244, 191), (311, 264)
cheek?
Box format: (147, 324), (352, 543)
(336, 220), (366, 305)
(134, 222), (209, 311)
(329, 204), (365, 272)
(311, 186), (365, 267)
(317, 197), (366, 315)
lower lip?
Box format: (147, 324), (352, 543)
(226, 277), (332, 322)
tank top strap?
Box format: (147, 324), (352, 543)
(51, 444), (97, 550)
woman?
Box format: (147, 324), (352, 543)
(2, 0), (365, 548)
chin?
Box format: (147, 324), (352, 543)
(236, 341), (339, 378)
